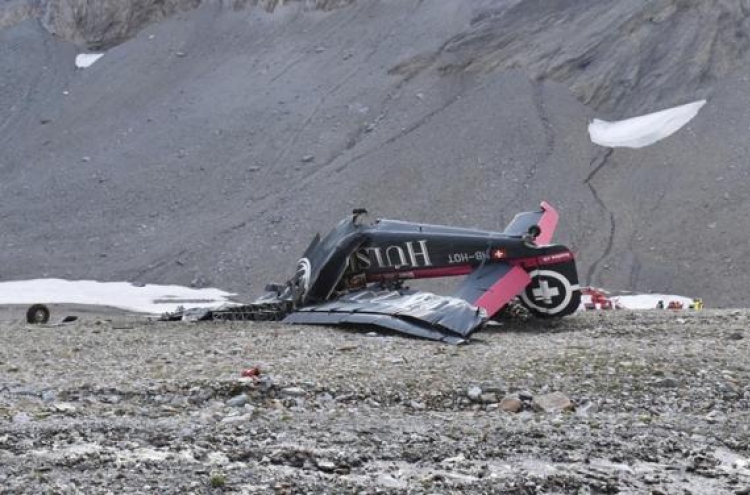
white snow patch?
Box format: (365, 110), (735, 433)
(579, 292), (696, 311)
(589, 100), (706, 148)
(612, 294), (694, 310)
(131, 448), (171, 462)
(30, 443), (103, 461)
(75, 53), (104, 68)
(0, 279), (236, 314)
(207, 452), (230, 465)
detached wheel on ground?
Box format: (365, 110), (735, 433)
(26, 304), (51, 324)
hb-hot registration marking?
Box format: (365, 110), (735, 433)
(448, 252), (488, 264)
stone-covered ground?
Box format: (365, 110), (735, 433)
(1, 310), (749, 494)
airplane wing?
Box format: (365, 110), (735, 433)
(283, 289), (487, 344)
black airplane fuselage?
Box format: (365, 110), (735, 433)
(349, 219), (574, 283)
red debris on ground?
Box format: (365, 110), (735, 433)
(582, 287), (619, 310)
(241, 366), (261, 378)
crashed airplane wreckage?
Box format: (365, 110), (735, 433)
(163, 202), (581, 343)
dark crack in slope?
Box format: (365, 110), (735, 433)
(527, 81), (555, 184)
(585, 148), (615, 287)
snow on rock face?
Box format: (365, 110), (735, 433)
(0, 279), (235, 314)
(589, 100), (706, 148)
(75, 53), (103, 68)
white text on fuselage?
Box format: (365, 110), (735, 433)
(355, 240), (433, 270)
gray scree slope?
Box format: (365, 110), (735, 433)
(1, 0), (749, 306)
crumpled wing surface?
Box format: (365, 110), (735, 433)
(283, 290), (487, 344)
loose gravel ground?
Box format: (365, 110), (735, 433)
(1, 310), (749, 494)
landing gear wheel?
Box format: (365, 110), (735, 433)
(519, 269), (580, 318)
(491, 300), (530, 321)
(287, 257), (312, 305)
(26, 304), (50, 324)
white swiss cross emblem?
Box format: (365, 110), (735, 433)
(531, 280), (560, 304)
(520, 269), (576, 316)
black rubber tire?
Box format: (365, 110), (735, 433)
(26, 304), (51, 324)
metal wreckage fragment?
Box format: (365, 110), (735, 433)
(162, 202), (582, 343)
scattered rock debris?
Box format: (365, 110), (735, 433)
(0, 310), (748, 493)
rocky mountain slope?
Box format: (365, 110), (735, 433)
(1, 0), (749, 305)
